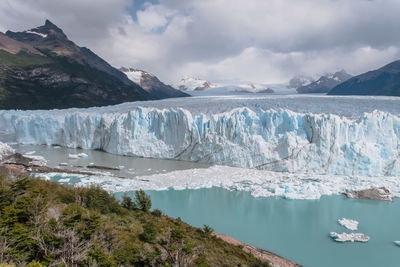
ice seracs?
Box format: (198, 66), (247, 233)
(338, 218), (359, 231)
(330, 232), (370, 243)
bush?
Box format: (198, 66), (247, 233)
(140, 222), (157, 243)
(203, 225), (214, 235)
(134, 190), (151, 212)
(121, 195), (136, 210)
(151, 209), (162, 217)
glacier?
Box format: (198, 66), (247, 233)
(1, 96), (400, 177)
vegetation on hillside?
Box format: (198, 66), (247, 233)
(0, 50), (52, 67)
(0, 172), (269, 266)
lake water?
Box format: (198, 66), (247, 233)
(10, 144), (400, 267)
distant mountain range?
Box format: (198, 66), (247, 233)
(175, 77), (213, 91)
(296, 70), (352, 94)
(120, 68), (188, 99)
(328, 61), (400, 96)
(0, 20), (187, 110)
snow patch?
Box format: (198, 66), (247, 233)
(25, 30), (48, 38)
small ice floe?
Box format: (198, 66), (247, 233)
(394, 241), (400, 247)
(68, 153), (88, 159)
(338, 218), (359, 231)
(58, 178), (70, 183)
(59, 162), (68, 166)
(147, 168), (152, 171)
(25, 151), (36, 155)
(330, 232), (370, 243)
(118, 165), (125, 169)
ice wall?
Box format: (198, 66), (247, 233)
(1, 107), (399, 176)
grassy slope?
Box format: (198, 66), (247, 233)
(0, 173), (269, 267)
(0, 50), (53, 67)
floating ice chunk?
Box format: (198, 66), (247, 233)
(118, 166), (125, 169)
(59, 162), (68, 166)
(338, 218), (359, 231)
(147, 168), (152, 171)
(25, 151), (36, 155)
(393, 241), (400, 247)
(68, 153), (88, 159)
(58, 178), (70, 183)
(330, 232), (370, 243)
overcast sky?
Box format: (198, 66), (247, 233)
(1, 0), (400, 84)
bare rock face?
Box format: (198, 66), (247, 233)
(344, 187), (394, 201)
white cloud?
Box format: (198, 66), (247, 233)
(1, 0), (400, 84)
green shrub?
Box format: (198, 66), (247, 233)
(140, 222), (157, 243)
(151, 209), (162, 217)
(134, 190), (151, 212)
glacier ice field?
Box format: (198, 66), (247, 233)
(2, 95), (400, 199)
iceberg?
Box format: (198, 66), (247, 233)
(338, 218), (359, 231)
(1, 96), (400, 177)
(68, 153), (88, 159)
(394, 241), (400, 247)
(330, 232), (370, 243)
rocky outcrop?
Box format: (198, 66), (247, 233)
(344, 187), (394, 201)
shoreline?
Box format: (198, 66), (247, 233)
(214, 233), (302, 267)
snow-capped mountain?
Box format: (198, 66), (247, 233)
(296, 70), (352, 94)
(176, 77), (213, 91)
(120, 67), (189, 99)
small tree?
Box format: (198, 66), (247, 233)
(121, 195), (135, 210)
(202, 225), (214, 236)
(134, 190), (151, 212)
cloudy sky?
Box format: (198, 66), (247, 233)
(1, 0), (400, 84)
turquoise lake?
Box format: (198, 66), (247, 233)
(10, 145), (400, 267)
(117, 188), (400, 267)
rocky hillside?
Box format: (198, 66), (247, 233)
(0, 20), (186, 110)
(328, 60), (400, 96)
(120, 67), (189, 98)
(296, 70), (352, 94)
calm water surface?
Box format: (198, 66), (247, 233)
(117, 189), (400, 267)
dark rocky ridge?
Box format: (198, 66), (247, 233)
(328, 60), (400, 96)
(0, 20), (188, 110)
